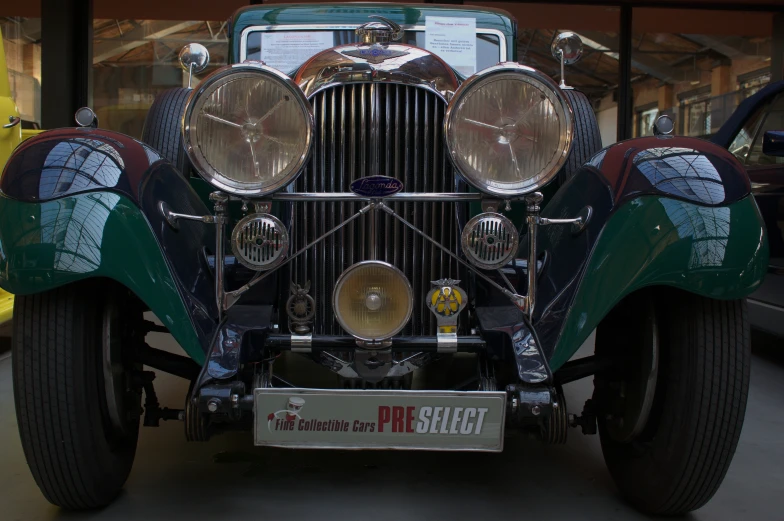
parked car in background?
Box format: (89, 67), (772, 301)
(0, 29), (44, 327)
(713, 80), (784, 336)
(0, 4), (769, 516)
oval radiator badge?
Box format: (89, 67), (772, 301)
(350, 176), (404, 197)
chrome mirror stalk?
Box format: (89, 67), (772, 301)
(179, 43), (210, 89)
(551, 32), (583, 90)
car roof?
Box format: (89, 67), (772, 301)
(228, 2), (517, 63)
(712, 80), (784, 149)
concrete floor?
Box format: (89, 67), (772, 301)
(1, 330), (783, 521)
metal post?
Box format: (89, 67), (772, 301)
(41, 0), (93, 129)
(617, 4), (633, 141)
(772, 13), (784, 83)
(210, 192), (229, 314)
(525, 192), (544, 317)
(558, 49), (566, 89)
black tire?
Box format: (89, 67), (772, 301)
(141, 87), (193, 177)
(12, 283), (142, 509)
(595, 290), (750, 516)
(558, 90), (602, 185)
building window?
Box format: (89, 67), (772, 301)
(678, 86), (712, 138)
(635, 102), (658, 138)
(738, 68), (771, 100)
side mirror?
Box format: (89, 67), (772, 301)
(762, 130), (784, 157)
(653, 114), (675, 136)
(74, 107), (98, 128)
(179, 43), (210, 88)
(551, 32), (583, 90)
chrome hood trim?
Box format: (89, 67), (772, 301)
(293, 43), (460, 100)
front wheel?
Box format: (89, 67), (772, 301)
(12, 283), (143, 509)
(595, 290), (750, 516)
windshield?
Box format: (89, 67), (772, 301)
(242, 29), (503, 76)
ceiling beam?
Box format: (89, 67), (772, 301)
(681, 34), (768, 59)
(578, 30), (683, 83)
(92, 20), (201, 64)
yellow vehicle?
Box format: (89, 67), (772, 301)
(0, 31), (44, 325)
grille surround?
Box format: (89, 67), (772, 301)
(285, 82), (467, 336)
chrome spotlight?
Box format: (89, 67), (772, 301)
(333, 261), (413, 343)
(461, 213), (519, 270)
(231, 214), (289, 271)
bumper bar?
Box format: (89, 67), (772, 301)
(264, 334), (486, 352)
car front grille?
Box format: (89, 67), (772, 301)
(286, 82), (466, 335)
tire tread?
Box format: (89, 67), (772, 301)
(141, 87), (192, 177)
(12, 285), (138, 509)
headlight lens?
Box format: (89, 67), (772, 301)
(445, 63), (573, 197)
(183, 64), (313, 196)
(333, 261), (413, 342)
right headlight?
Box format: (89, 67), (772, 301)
(445, 63), (573, 197)
(183, 63), (314, 196)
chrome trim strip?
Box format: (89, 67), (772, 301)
(271, 192), (491, 202)
(239, 24), (507, 64)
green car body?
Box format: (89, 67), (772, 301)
(1, 4), (771, 514)
(0, 2), (767, 373)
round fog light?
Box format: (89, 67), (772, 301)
(333, 261), (413, 341)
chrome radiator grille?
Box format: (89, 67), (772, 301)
(288, 83), (466, 335)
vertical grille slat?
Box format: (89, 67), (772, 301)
(289, 83), (466, 336)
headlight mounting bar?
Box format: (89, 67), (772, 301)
(161, 191), (586, 318)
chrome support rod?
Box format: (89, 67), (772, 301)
(158, 201), (216, 228)
(558, 49), (566, 89)
(210, 192), (229, 315)
(369, 199), (379, 260)
(525, 192), (544, 317)
(377, 202), (527, 312)
(222, 203), (374, 310)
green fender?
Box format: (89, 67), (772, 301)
(549, 194), (769, 371)
(0, 191), (205, 363)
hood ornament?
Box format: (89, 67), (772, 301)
(355, 15), (403, 44)
(344, 16), (408, 64)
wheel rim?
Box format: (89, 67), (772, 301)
(604, 301), (660, 443)
(102, 298), (133, 437)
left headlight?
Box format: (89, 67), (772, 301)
(445, 63), (573, 197)
(183, 64), (314, 196)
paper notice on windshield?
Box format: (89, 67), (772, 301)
(425, 17), (476, 76)
(260, 32), (334, 73)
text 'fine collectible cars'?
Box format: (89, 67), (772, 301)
(0, 3), (769, 516)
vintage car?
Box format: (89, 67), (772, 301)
(0, 28), (44, 327)
(712, 80), (783, 337)
(0, 3), (769, 515)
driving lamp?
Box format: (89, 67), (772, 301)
(333, 261), (413, 342)
(445, 63), (573, 197)
(183, 63), (314, 196)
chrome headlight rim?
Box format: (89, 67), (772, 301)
(182, 63), (315, 197)
(444, 62), (574, 198)
(332, 260), (414, 342)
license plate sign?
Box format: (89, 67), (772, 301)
(254, 388), (506, 451)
